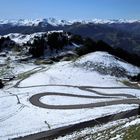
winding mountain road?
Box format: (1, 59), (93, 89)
(29, 85), (139, 110)
(12, 67), (140, 140)
(14, 71), (140, 110)
(13, 67), (140, 113)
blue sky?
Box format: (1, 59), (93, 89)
(0, 0), (140, 20)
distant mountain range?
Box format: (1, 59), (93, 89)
(0, 18), (140, 27)
(0, 18), (140, 35)
(0, 18), (140, 56)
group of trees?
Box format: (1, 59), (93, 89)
(0, 37), (15, 51)
(47, 32), (68, 51)
(29, 36), (46, 57)
(1, 31), (136, 67)
(130, 73), (140, 82)
(28, 32), (69, 57)
(0, 80), (4, 88)
(28, 32), (140, 67)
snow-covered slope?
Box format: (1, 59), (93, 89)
(0, 50), (140, 140)
(3, 32), (45, 44)
(75, 52), (140, 77)
(0, 18), (140, 27)
(2, 30), (64, 44)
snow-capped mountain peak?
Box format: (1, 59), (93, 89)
(0, 18), (73, 27)
(72, 19), (140, 24)
(0, 19), (43, 26)
(0, 18), (140, 27)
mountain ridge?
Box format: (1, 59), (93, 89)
(0, 18), (140, 27)
(0, 18), (140, 57)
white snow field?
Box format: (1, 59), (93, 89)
(0, 51), (140, 140)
